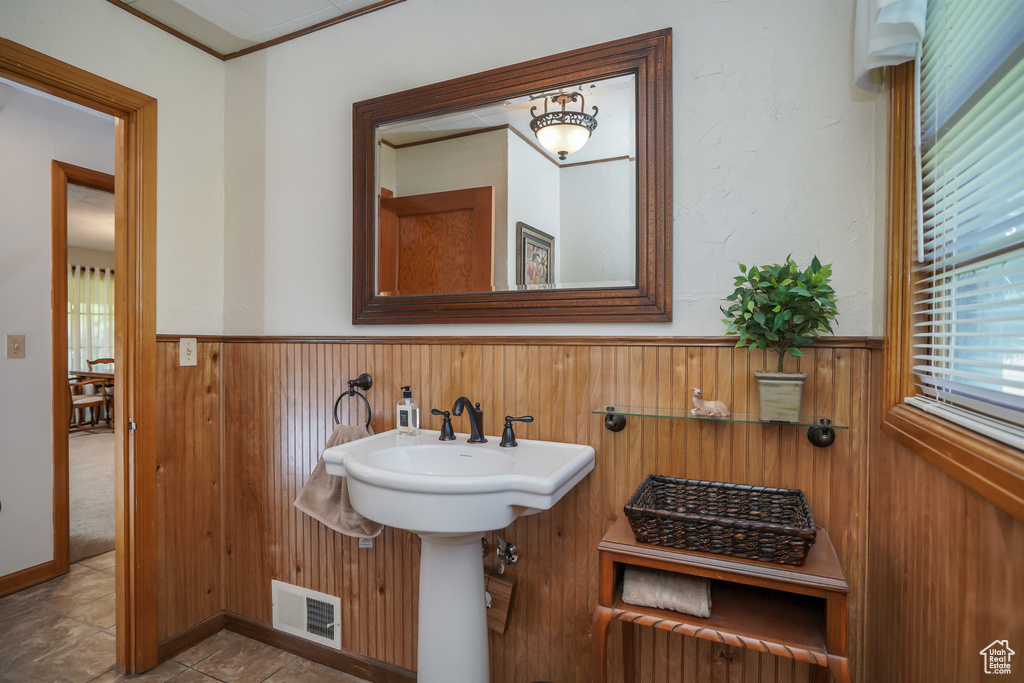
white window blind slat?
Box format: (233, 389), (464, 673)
(918, 374), (1024, 410)
(913, 354), (1024, 373)
(912, 288), (1024, 313)
(916, 386), (1024, 428)
(907, 396), (1024, 449)
(914, 314), (1024, 328)
(921, 76), (1024, 180)
(923, 181), (1024, 243)
(917, 344), (1024, 354)
(923, 156), (1024, 232)
(917, 245), (1024, 280)
(923, 210), (1024, 260)
(919, 2), (1024, 134)
(914, 331), (1024, 339)
(921, 232), (1024, 272)
(913, 365), (1024, 392)
(915, 267), (1024, 299)
(918, 267), (1024, 295)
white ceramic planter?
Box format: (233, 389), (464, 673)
(753, 371), (807, 423)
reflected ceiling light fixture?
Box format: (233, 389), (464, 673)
(529, 91), (598, 160)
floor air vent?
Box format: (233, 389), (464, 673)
(271, 579), (342, 649)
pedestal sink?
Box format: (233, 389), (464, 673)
(323, 429), (595, 682)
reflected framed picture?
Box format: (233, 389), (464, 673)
(516, 222), (554, 288)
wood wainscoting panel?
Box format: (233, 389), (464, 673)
(156, 341), (222, 641)
(195, 339), (873, 683)
(866, 430), (1024, 683)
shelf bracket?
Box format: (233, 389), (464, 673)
(603, 407), (626, 432)
(807, 419), (836, 448)
(601, 407), (840, 447)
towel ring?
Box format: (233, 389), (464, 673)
(333, 373), (373, 428)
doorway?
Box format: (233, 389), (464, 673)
(54, 163), (117, 569)
(0, 37), (158, 673)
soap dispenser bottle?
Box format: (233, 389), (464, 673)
(397, 385), (420, 435)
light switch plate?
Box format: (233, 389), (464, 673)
(6, 334), (25, 359)
(179, 337), (197, 367)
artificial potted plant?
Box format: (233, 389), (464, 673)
(721, 255), (838, 422)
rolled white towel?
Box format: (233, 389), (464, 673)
(621, 566), (712, 618)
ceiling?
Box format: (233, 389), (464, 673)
(379, 75), (637, 165)
(113, 0), (402, 57)
(68, 184), (115, 253)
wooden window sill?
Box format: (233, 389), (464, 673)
(882, 404), (1024, 521)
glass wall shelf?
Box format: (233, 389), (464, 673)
(593, 406), (847, 447)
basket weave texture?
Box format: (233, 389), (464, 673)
(624, 476), (817, 566)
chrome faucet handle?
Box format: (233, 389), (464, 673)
(431, 408), (455, 441)
(499, 415), (534, 448)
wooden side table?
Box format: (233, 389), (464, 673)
(593, 516), (851, 682)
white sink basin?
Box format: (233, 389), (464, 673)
(323, 428), (595, 682)
(323, 429), (595, 535)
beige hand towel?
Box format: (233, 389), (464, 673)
(621, 566), (712, 618)
(293, 423), (383, 539)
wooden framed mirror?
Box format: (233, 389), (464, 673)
(352, 29), (672, 324)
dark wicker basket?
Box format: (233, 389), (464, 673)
(624, 476), (817, 565)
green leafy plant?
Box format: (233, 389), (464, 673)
(721, 255), (839, 373)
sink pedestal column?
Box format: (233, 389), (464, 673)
(416, 532), (489, 682)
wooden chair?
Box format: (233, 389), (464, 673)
(86, 357), (114, 421)
(86, 357), (114, 372)
(70, 378), (110, 431)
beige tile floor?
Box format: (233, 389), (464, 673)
(0, 553), (370, 682)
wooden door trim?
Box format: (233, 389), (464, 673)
(377, 187), (397, 294)
(52, 161), (116, 577)
(0, 37), (159, 673)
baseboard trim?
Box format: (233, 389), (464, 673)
(224, 611), (417, 682)
(157, 612), (225, 663)
(0, 560), (61, 598)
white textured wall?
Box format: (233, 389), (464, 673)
(559, 159), (635, 285)
(0, 84), (114, 577)
(222, 0), (880, 336)
(507, 132), (561, 287)
(0, 0), (226, 335)
(379, 144), (397, 197)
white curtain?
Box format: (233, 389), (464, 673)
(68, 265), (114, 372)
(854, 0), (927, 91)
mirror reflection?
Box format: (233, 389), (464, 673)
(375, 74), (636, 296)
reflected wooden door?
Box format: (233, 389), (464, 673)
(378, 186), (494, 295)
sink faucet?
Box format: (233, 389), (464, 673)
(451, 397), (487, 443)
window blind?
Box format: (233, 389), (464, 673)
(912, 0), (1024, 450)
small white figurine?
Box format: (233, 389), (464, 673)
(691, 387), (731, 418)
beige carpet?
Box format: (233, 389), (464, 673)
(69, 430), (115, 563)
